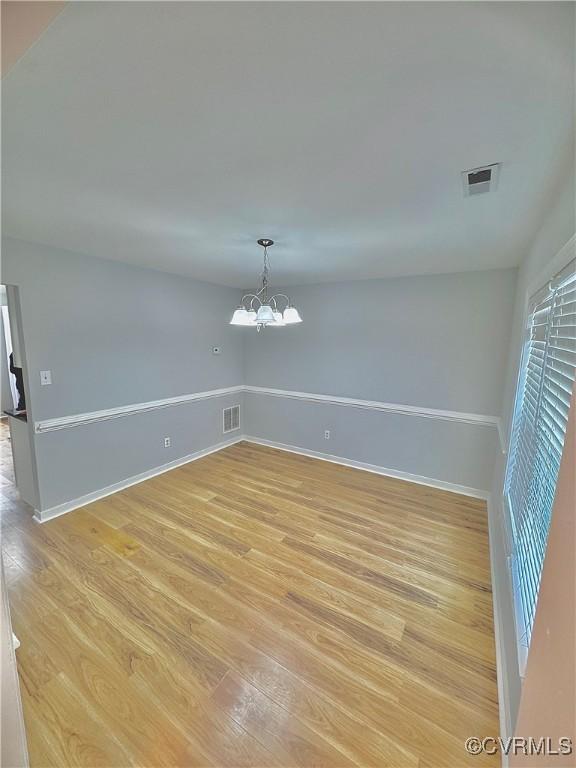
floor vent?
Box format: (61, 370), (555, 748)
(223, 405), (240, 434)
(462, 163), (501, 196)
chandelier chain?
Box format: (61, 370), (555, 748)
(261, 244), (271, 300)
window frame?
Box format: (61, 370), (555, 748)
(502, 236), (575, 677)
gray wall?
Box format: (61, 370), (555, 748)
(243, 269), (517, 492)
(2, 237), (519, 508)
(244, 270), (516, 413)
(2, 237), (244, 511)
(488, 173), (576, 736)
(244, 393), (499, 491)
(3, 238), (243, 421)
(34, 391), (243, 511)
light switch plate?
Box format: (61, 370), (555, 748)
(212, 346), (221, 355)
(40, 370), (52, 386)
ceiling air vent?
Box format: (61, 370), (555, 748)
(223, 405), (240, 434)
(462, 163), (501, 196)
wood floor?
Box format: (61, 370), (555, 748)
(1, 427), (499, 767)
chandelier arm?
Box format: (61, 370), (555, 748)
(240, 294), (256, 311)
(270, 293), (291, 312)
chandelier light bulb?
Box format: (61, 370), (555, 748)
(271, 311), (286, 326)
(230, 307), (248, 325)
(256, 304), (275, 323)
(283, 306), (302, 324)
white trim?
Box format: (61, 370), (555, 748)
(33, 383), (502, 436)
(243, 435), (489, 500)
(34, 385), (244, 434)
(487, 497), (515, 767)
(525, 233), (575, 301)
(497, 418), (507, 455)
(243, 385), (500, 430)
(509, 555), (530, 679)
(34, 436), (243, 522)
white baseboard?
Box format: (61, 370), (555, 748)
(35, 431), (489, 522)
(243, 435), (489, 500)
(34, 436), (244, 523)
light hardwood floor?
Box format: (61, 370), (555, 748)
(1, 429), (499, 767)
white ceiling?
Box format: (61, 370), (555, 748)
(3, 2), (574, 287)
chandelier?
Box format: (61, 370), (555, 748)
(230, 239), (302, 330)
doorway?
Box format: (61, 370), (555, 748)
(0, 284), (37, 518)
(1, 285), (26, 417)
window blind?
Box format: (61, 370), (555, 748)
(505, 258), (576, 649)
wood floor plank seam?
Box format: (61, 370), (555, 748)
(1, 428), (499, 768)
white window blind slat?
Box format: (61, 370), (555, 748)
(505, 259), (575, 649)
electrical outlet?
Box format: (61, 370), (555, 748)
(164, 437), (171, 448)
(324, 430), (330, 440)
